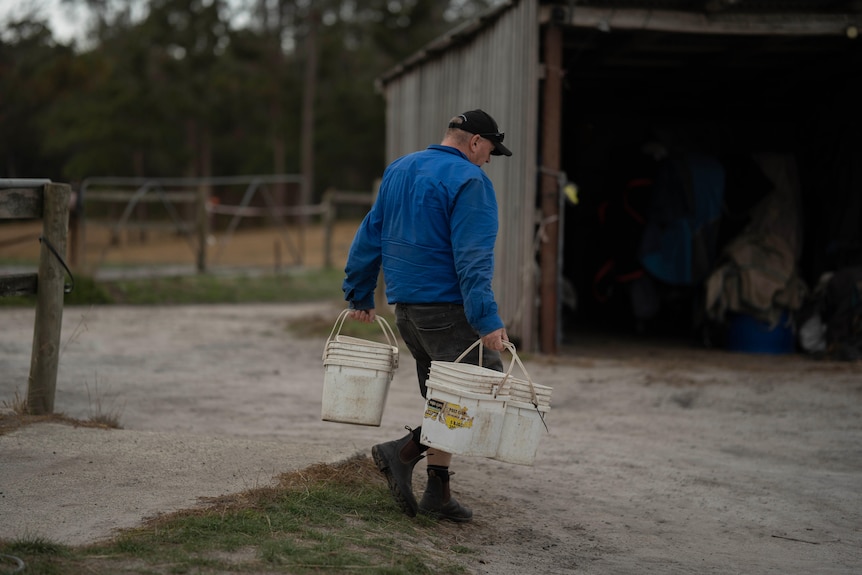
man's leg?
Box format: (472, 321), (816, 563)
(371, 426), (426, 517)
(390, 304), (500, 521)
(418, 448), (472, 522)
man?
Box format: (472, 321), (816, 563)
(342, 109), (512, 522)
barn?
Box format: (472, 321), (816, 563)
(375, 0), (862, 355)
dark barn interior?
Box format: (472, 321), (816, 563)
(552, 7), (861, 351)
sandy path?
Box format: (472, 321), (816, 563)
(1, 303), (861, 574)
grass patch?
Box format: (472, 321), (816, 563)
(0, 275), (112, 307)
(102, 269), (345, 305)
(290, 311), (400, 343)
(0, 456), (472, 574)
(0, 267), (346, 307)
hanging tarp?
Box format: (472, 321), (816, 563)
(638, 151), (725, 286)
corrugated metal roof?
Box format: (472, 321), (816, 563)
(378, 0), (861, 88)
(377, 0), (521, 87)
(567, 1), (860, 12)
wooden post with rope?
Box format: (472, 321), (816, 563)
(322, 186), (377, 268)
(0, 180), (72, 414)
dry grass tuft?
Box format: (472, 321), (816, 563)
(137, 454), (387, 533)
(1, 390), (28, 415)
(276, 453), (384, 489)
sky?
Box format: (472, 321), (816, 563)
(0, 0), (88, 44)
(1, 0), (507, 47)
(0, 0), (255, 48)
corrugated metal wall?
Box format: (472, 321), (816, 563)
(379, 0), (541, 350)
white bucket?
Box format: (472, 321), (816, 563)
(320, 310), (399, 426)
(428, 365), (502, 395)
(324, 355), (394, 372)
(493, 400), (550, 466)
(420, 381), (508, 457)
(326, 342), (394, 356)
(321, 362), (393, 426)
(331, 334), (395, 350)
(493, 348), (551, 465)
(430, 361), (510, 385)
(506, 381), (553, 404)
(327, 338), (399, 364)
(420, 339), (520, 457)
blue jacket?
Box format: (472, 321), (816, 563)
(343, 144), (504, 336)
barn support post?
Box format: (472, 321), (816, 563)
(27, 182), (72, 415)
(539, 22), (564, 355)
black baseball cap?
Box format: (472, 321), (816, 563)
(448, 109), (513, 157)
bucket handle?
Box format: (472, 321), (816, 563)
(324, 308), (399, 360)
(499, 341), (538, 404)
(453, 338), (517, 397)
(455, 339), (548, 432)
(501, 343), (549, 433)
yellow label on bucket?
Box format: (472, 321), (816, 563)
(424, 398), (474, 430)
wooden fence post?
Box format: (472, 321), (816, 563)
(196, 183), (210, 273)
(322, 188), (335, 268)
(27, 183), (71, 415)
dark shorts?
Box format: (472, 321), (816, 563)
(395, 303), (503, 398)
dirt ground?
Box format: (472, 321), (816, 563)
(2, 223), (862, 573)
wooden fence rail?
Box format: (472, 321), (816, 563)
(0, 180), (72, 415)
(77, 176), (375, 271)
(79, 175), (310, 271)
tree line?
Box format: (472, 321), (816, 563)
(1, 0), (498, 202)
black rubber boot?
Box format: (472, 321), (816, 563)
(371, 427), (426, 517)
(418, 467), (473, 522)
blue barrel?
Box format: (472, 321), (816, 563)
(727, 312), (795, 355)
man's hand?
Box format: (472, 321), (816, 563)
(481, 327), (509, 351)
(347, 308), (376, 323)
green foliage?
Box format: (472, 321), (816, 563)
(1, 1), (497, 198)
(0, 268), (345, 306)
(0, 18), (77, 181)
(0, 274), (113, 307)
(3, 536), (70, 557)
(0, 536), (72, 575)
(100, 268), (345, 304)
